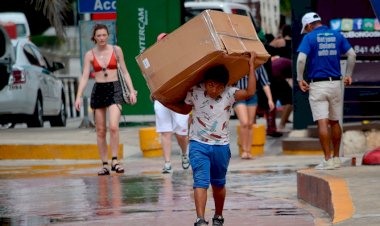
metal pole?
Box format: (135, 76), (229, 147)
(78, 12), (95, 128)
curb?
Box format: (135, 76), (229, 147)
(297, 169), (354, 224)
(0, 144), (123, 160)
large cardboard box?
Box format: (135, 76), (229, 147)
(136, 10), (270, 114)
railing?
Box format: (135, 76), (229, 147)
(59, 76), (80, 118)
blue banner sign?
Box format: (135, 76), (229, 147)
(78, 0), (116, 13)
(370, 0), (380, 20)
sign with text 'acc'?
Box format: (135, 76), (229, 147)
(78, 0), (116, 13)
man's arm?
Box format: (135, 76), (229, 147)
(343, 48), (356, 85)
(296, 52), (309, 92)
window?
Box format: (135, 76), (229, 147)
(23, 44), (40, 66)
(16, 24), (27, 37)
(30, 45), (47, 69)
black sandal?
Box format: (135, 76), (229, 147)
(111, 163), (125, 173)
(111, 157), (125, 173)
(98, 166), (110, 176)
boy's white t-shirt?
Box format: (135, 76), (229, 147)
(184, 83), (238, 145)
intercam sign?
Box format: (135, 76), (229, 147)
(116, 0), (182, 115)
(137, 8), (149, 53)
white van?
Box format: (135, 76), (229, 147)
(0, 12), (31, 40)
(0, 24), (15, 75)
(184, 1), (265, 41)
(185, 1), (255, 18)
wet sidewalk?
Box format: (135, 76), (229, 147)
(0, 156), (326, 226)
(1, 118), (380, 225)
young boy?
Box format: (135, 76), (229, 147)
(183, 52), (257, 226)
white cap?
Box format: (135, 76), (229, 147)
(301, 12), (322, 34)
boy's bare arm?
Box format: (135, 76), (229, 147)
(235, 52), (257, 101)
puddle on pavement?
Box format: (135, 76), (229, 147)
(0, 172), (192, 225)
(229, 169), (294, 175)
(0, 168), (309, 225)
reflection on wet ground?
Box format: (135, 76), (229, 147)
(0, 165), (317, 226)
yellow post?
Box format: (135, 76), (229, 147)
(139, 127), (163, 157)
(236, 124), (266, 157)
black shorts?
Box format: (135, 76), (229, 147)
(90, 81), (125, 109)
(258, 79), (292, 110)
(271, 79), (293, 105)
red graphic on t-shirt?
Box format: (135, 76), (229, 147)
(197, 117), (206, 128)
(210, 133), (222, 139)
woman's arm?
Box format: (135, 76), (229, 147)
(262, 85), (275, 111)
(75, 51), (92, 111)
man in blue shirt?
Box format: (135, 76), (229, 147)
(296, 12), (356, 170)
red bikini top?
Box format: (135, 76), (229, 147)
(92, 50), (117, 72)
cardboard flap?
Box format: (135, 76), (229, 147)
(219, 35), (270, 61)
(219, 35), (251, 54)
(206, 10), (258, 40)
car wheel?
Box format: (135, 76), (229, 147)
(50, 98), (67, 127)
(27, 97), (44, 128)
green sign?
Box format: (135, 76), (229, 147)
(116, 0), (182, 115)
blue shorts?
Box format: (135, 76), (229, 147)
(233, 93), (258, 107)
(189, 140), (231, 189)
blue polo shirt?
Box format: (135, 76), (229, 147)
(297, 25), (352, 79)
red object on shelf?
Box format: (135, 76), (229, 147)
(362, 147), (380, 165)
(91, 13), (116, 20)
(2, 22), (17, 39)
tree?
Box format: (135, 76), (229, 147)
(31, 0), (71, 40)
(280, 0), (292, 17)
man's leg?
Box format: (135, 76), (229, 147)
(329, 120), (342, 157)
(161, 132), (173, 172)
(194, 187), (208, 219)
(317, 118), (332, 160)
(161, 132), (173, 163)
(175, 133), (188, 155)
(212, 185), (226, 216)
(279, 104), (292, 130)
(176, 133), (190, 169)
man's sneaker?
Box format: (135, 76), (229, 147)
(194, 218), (209, 226)
(315, 158), (335, 170)
(212, 215), (224, 226)
(162, 162), (172, 174)
(333, 157), (341, 168)
(181, 154), (190, 169)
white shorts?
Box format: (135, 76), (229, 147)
(309, 80), (343, 121)
(154, 100), (189, 135)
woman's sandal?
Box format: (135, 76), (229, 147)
(241, 151), (252, 160)
(111, 162), (125, 173)
(98, 166), (110, 176)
